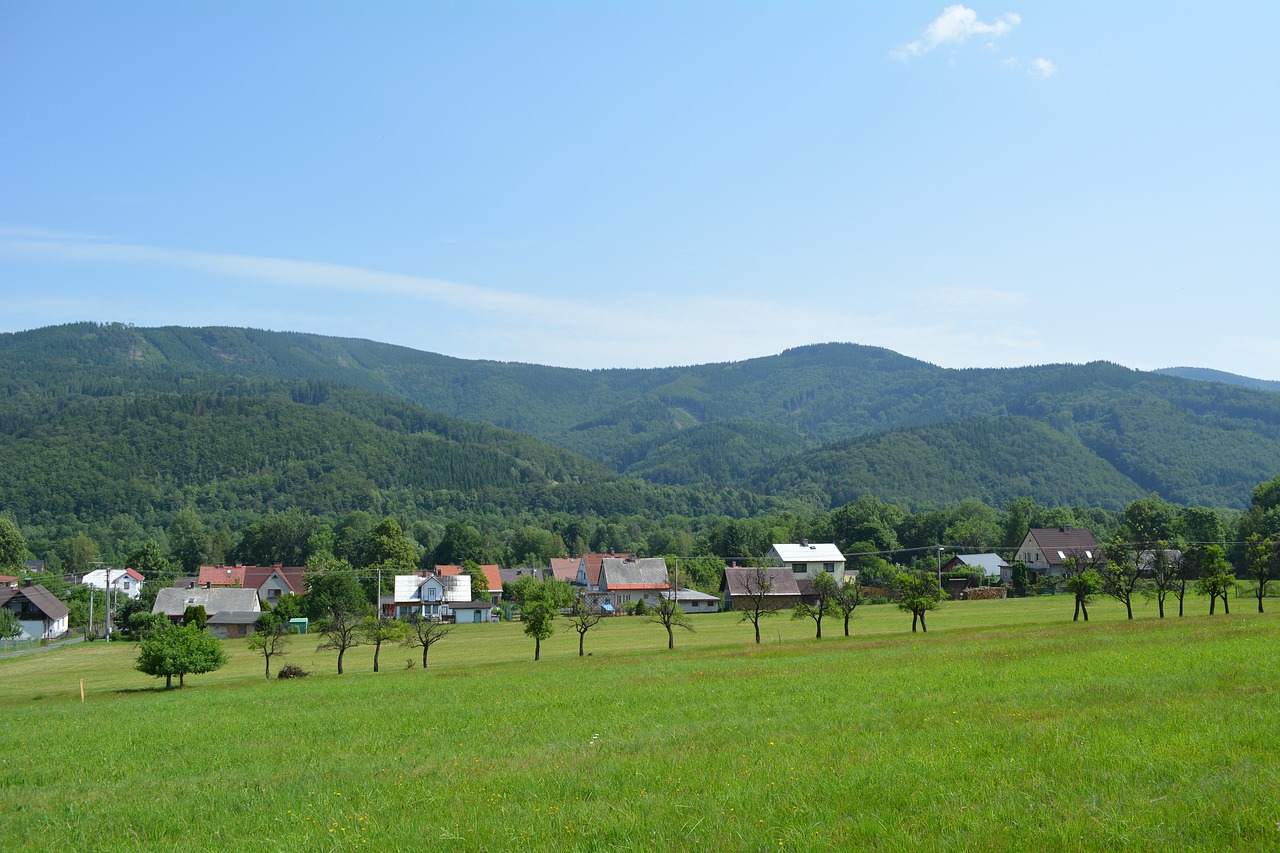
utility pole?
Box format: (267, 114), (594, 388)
(103, 566), (112, 642)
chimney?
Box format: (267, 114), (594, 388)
(800, 539), (809, 547)
(204, 582), (211, 589)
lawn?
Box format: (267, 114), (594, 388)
(2, 594), (1278, 850)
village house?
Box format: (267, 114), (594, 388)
(941, 553), (1011, 584)
(151, 587), (261, 625)
(765, 542), (848, 582)
(435, 565), (503, 605)
(1013, 527), (1101, 581)
(588, 556), (670, 611)
(0, 581), (70, 640)
(659, 587), (721, 614)
(576, 553), (636, 591)
(720, 566), (802, 611)
(80, 567), (145, 600)
(393, 573), (472, 621)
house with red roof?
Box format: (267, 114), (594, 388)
(588, 556), (670, 612)
(1013, 527), (1102, 581)
(81, 567), (145, 600)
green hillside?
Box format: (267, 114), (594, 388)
(4, 323), (1280, 511)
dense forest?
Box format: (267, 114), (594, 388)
(1, 322), (1279, 582)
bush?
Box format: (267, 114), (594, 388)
(277, 664), (309, 680)
(632, 599), (648, 616)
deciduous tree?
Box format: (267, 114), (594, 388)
(249, 612), (291, 679)
(1246, 535), (1278, 614)
(648, 591), (693, 650)
(402, 615), (453, 669)
(897, 569), (944, 633)
(564, 598), (603, 657)
(359, 615), (408, 673)
(734, 565), (780, 644)
(834, 574), (864, 636)
(792, 570), (838, 639)
(1195, 545), (1235, 615)
(136, 624), (226, 688)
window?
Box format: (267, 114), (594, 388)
(267, 587), (279, 599)
(824, 563), (835, 573)
(792, 563), (807, 574)
(123, 581), (131, 590)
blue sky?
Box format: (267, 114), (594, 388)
(2, 2), (1277, 376)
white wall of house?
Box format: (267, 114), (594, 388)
(766, 544), (847, 582)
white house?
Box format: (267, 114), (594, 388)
(765, 543), (847, 582)
(0, 583), (69, 640)
(81, 567), (145, 600)
(393, 574), (472, 620)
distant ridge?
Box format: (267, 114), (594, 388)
(1155, 366), (1280, 393)
(4, 322), (1280, 511)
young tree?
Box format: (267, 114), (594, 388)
(648, 592), (693, 650)
(1099, 548), (1144, 620)
(359, 615), (408, 673)
(136, 624), (226, 688)
(0, 607), (22, 640)
(314, 596), (366, 676)
(1246, 535), (1278, 613)
(792, 571), (838, 639)
(1141, 541), (1180, 618)
(1195, 545), (1235, 615)
(564, 598), (603, 657)
(897, 569), (945, 633)
(834, 574), (865, 637)
(522, 597), (557, 661)
(183, 604), (208, 631)
(248, 612), (291, 679)
(733, 565), (780, 644)
(402, 615), (454, 669)
(1064, 568), (1102, 622)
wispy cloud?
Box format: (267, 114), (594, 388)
(0, 235), (585, 323)
(893, 5), (1021, 61)
(1029, 57), (1056, 78)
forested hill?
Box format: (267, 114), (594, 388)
(1155, 367), (1280, 393)
(4, 322), (1280, 510)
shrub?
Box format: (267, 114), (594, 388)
(277, 664), (309, 680)
(632, 599), (648, 616)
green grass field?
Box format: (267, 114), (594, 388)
(2, 595), (1278, 850)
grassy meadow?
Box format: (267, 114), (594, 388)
(2, 594), (1278, 850)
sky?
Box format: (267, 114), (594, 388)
(2, 2), (1277, 376)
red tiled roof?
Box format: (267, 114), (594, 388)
(197, 565), (246, 587)
(581, 553), (634, 587)
(547, 558), (580, 583)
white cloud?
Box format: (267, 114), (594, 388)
(894, 5), (1021, 60)
(1030, 57), (1056, 78)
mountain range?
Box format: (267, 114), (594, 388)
(2, 322), (1278, 525)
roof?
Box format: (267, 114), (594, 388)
(952, 554), (1009, 575)
(547, 558), (580, 583)
(581, 553), (634, 587)
(152, 587), (261, 617)
(450, 600), (494, 611)
(769, 543), (845, 564)
(206, 610), (261, 625)
(197, 565), (247, 587)
(661, 587), (721, 603)
(599, 557), (669, 590)
(500, 568), (547, 585)
(1025, 528), (1100, 564)
(721, 566), (801, 596)
(394, 574), (471, 603)
(0, 584), (70, 621)
(81, 567), (145, 586)
(241, 565), (308, 595)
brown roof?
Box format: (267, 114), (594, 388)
(547, 558), (581, 583)
(721, 567), (800, 597)
(1026, 527), (1100, 565)
(0, 584), (70, 621)
(241, 565), (309, 595)
(581, 553), (634, 587)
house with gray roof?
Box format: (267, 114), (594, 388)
(0, 582), (70, 639)
(152, 587), (261, 623)
(590, 556), (670, 610)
